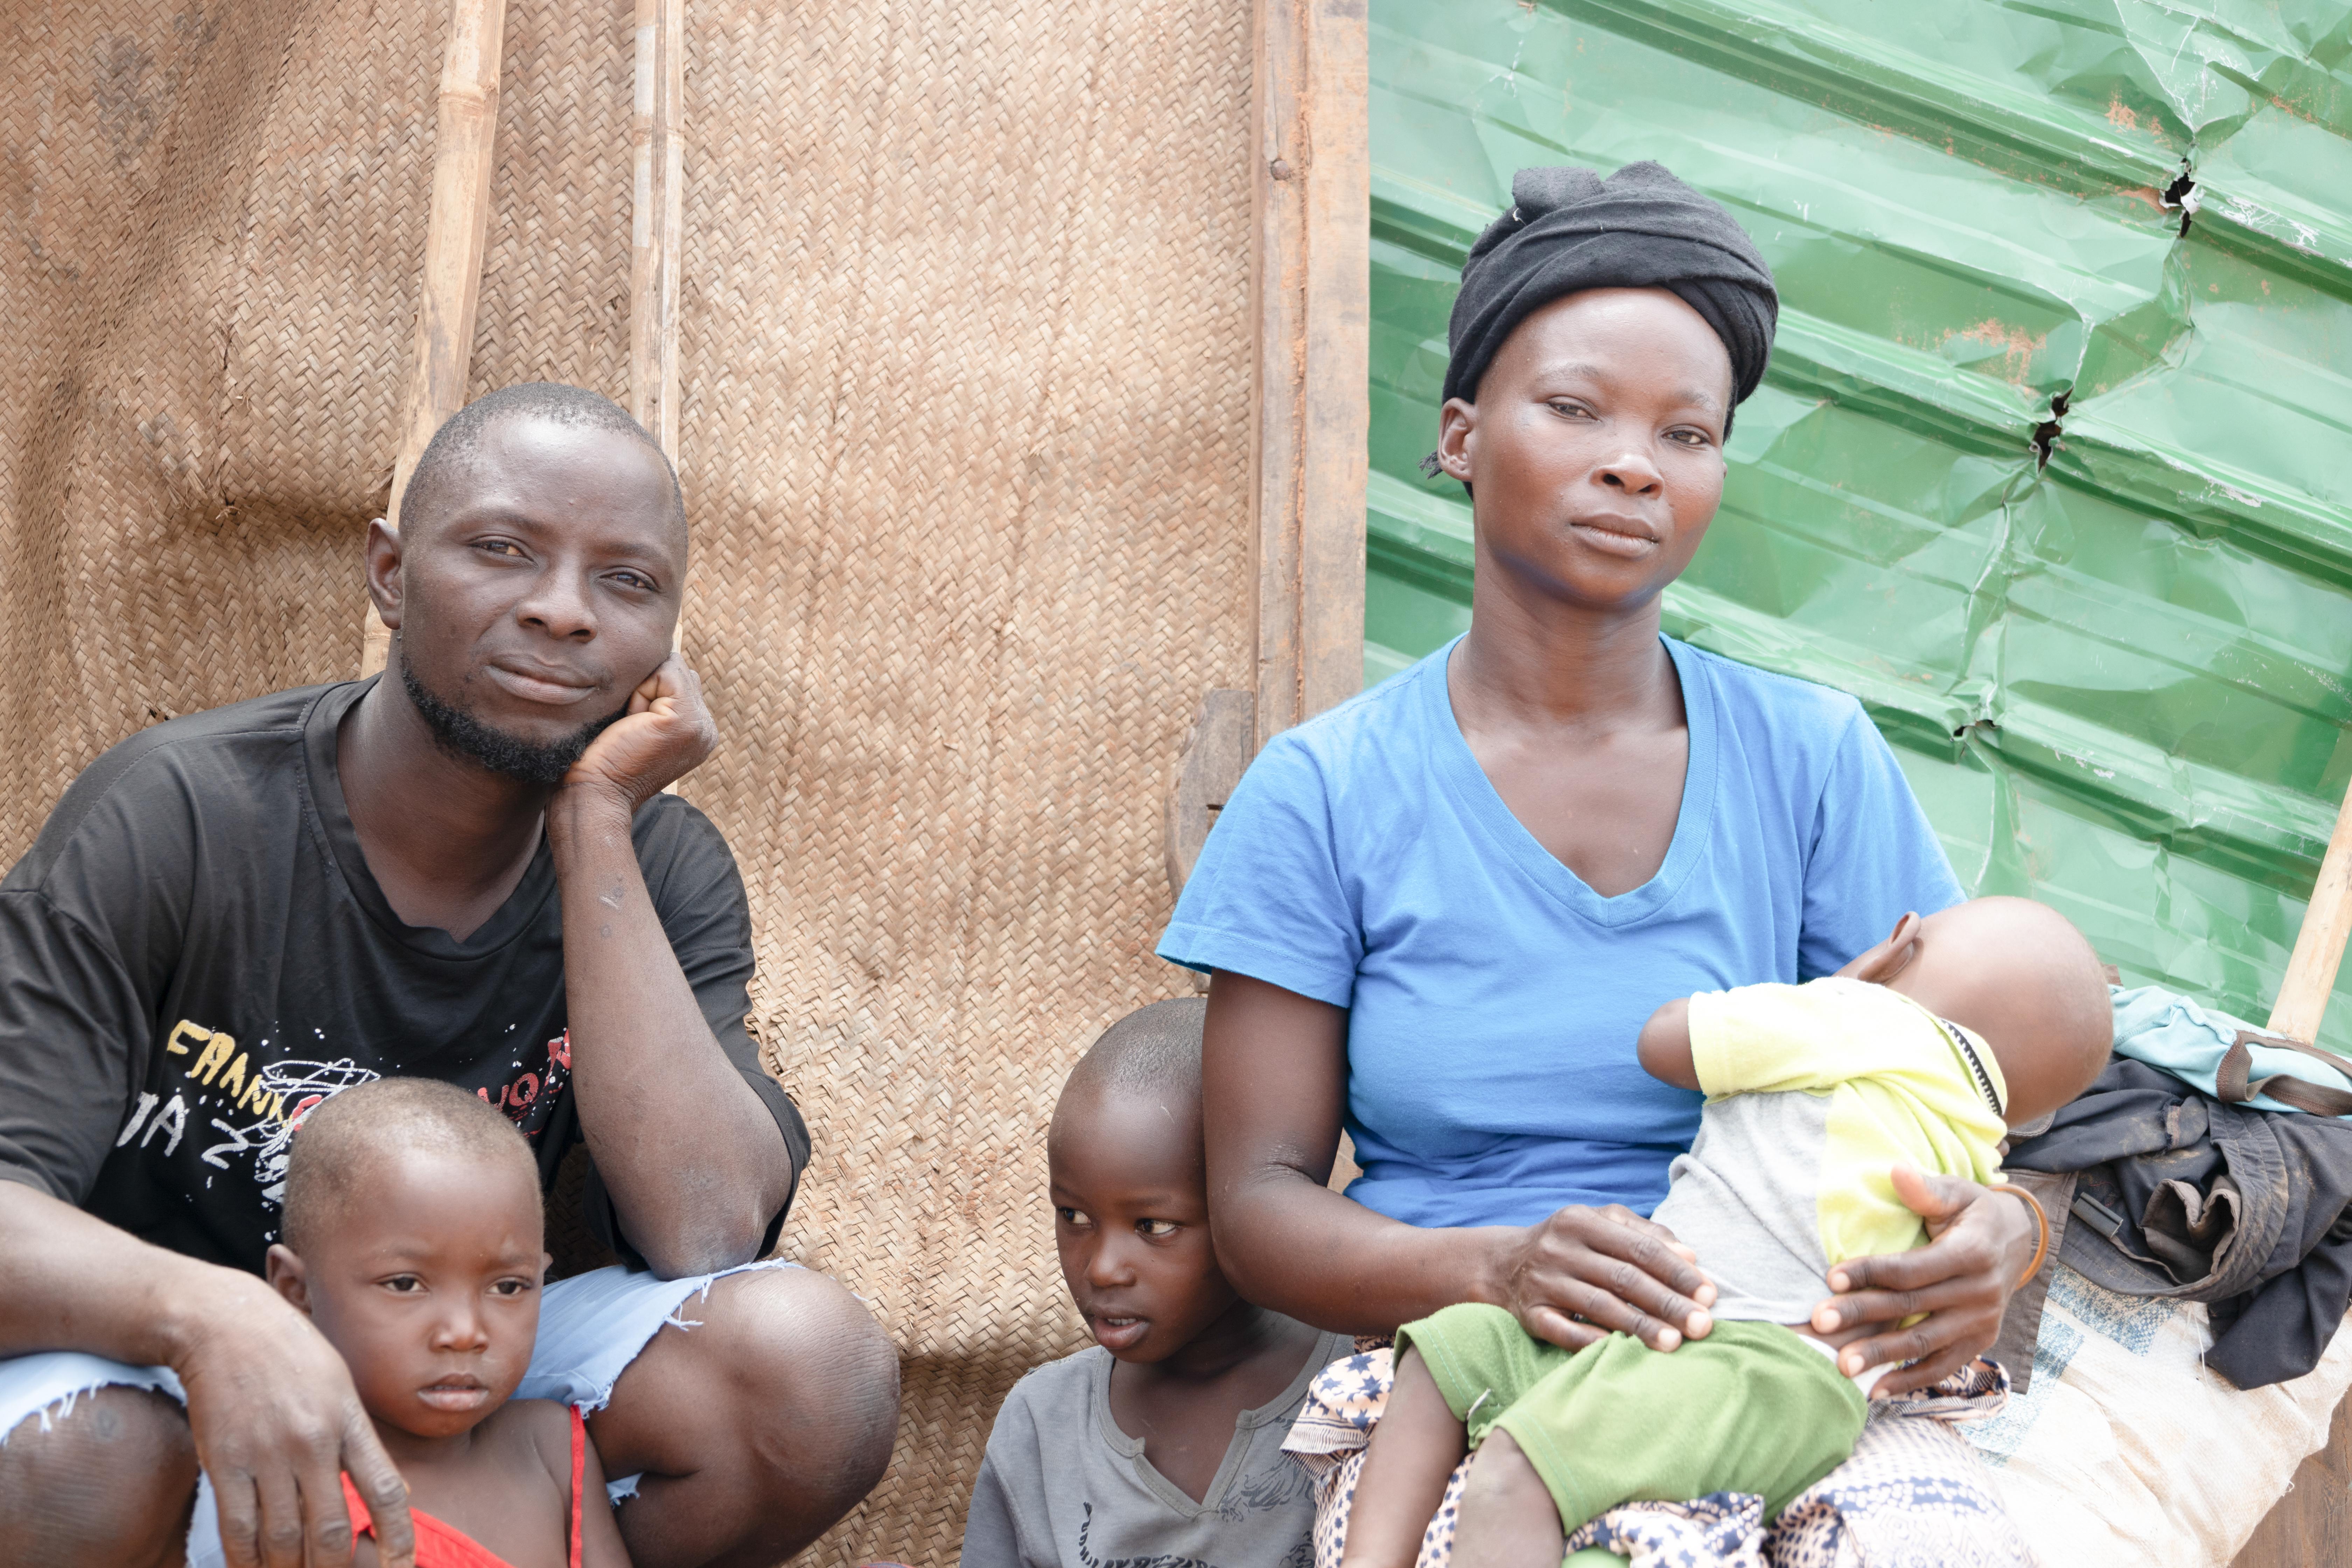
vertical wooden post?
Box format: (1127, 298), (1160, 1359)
(2268, 786), (2352, 1044)
(1249, 0), (1368, 745)
(2235, 773), (2352, 1567)
(629, 0), (684, 464)
(361, 0), (508, 678)
(630, 0), (687, 754)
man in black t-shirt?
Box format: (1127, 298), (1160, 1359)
(0, 384), (898, 1568)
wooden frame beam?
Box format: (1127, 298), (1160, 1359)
(2268, 787), (2352, 1044)
(1169, 0), (1367, 897)
(629, 0), (684, 464)
(361, 0), (507, 678)
(1249, 0), (1367, 746)
(2235, 776), (2352, 1564)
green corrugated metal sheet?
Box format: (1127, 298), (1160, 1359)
(1365, 1), (2352, 1045)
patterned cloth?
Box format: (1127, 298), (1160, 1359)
(1283, 1348), (2032, 1567)
(1565, 1494), (1767, 1567)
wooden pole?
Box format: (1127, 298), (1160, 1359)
(362, 0), (508, 678)
(2234, 771), (2352, 1567)
(629, 0), (684, 463)
(630, 0), (687, 760)
(1248, 0), (1367, 746)
(1169, 0), (1365, 896)
(2268, 784), (2352, 1045)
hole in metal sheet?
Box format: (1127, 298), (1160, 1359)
(2161, 170), (2197, 238)
(2031, 390), (2071, 470)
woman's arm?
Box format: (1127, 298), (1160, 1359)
(1203, 973), (1716, 1350)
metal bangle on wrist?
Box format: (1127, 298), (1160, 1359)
(1988, 1182), (2050, 1292)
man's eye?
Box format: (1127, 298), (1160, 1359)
(1547, 400), (1593, 419)
(1137, 1219), (1180, 1238)
(1667, 430), (1709, 447)
(608, 570), (656, 592)
(476, 539), (526, 557)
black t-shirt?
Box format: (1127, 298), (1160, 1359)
(0, 679), (807, 1274)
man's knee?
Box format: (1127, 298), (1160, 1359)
(0, 1385), (198, 1567)
(709, 1267), (900, 1504)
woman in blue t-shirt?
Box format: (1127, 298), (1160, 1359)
(1161, 164), (2038, 1410)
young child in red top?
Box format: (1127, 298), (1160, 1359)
(264, 1078), (630, 1568)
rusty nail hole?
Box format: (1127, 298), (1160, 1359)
(1269, 158), (1293, 181)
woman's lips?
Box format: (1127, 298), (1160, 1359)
(1567, 517), (1660, 558)
(1090, 1315), (1149, 1353)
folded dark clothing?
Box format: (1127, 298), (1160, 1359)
(2006, 1057), (2352, 1388)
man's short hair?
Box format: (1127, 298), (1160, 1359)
(1063, 997), (1206, 1108)
(280, 1077), (540, 1254)
(398, 381), (684, 533)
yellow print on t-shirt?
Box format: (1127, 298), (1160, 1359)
(118, 1019), (382, 1209)
(163, 1018), (291, 1124)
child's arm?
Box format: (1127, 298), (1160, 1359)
(1644, 912), (1934, 1100)
(1635, 997), (1698, 1090)
(576, 1420), (633, 1568)
(958, 1452), (1034, 1568)
(1338, 1349), (1468, 1568)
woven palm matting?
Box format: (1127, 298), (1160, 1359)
(0, 2), (1254, 1561)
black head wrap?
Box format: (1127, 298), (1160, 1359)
(1437, 161), (1778, 432)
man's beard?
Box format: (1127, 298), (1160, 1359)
(399, 654), (625, 786)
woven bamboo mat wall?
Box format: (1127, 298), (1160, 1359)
(0, 2), (1256, 1562)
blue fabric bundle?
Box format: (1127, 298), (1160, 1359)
(2109, 984), (2352, 1117)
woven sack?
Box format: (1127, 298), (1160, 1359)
(1967, 1264), (2352, 1563)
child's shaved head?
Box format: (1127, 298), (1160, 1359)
(1887, 897), (2113, 1125)
(280, 1078), (539, 1254)
(1060, 997), (1206, 1109)
(1049, 997), (1244, 1364)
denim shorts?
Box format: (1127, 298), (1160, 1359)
(0, 1259), (795, 1565)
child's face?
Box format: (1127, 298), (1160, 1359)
(267, 1146), (548, 1441)
(1047, 1085), (1237, 1364)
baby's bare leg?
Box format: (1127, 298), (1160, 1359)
(1451, 1429), (1564, 1568)
(1338, 1350), (1466, 1568)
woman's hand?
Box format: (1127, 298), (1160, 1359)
(1812, 1164), (2035, 1396)
(1493, 1204), (1716, 1353)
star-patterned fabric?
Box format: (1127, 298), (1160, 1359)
(1281, 1348), (2033, 1568)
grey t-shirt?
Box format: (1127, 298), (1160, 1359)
(961, 1328), (1351, 1568)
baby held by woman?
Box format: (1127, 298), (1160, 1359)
(1340, 896), (2113, 1568)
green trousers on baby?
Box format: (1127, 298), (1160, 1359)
(1393, 1304), (1866, 1541)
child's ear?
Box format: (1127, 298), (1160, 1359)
(264, 1243), (313, 1315)
(1836, 912), (1922, 985)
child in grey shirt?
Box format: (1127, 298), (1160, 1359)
(962, 999), (1351, 1568)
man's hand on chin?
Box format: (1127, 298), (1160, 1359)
(558, 653), (717, 819)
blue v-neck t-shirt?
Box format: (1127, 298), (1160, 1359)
(1157, 636), (1963, 1230)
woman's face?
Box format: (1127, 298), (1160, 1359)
(1436, 286), (1733, 616)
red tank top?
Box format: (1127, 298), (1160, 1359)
(340, 1404), (587, 1568)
